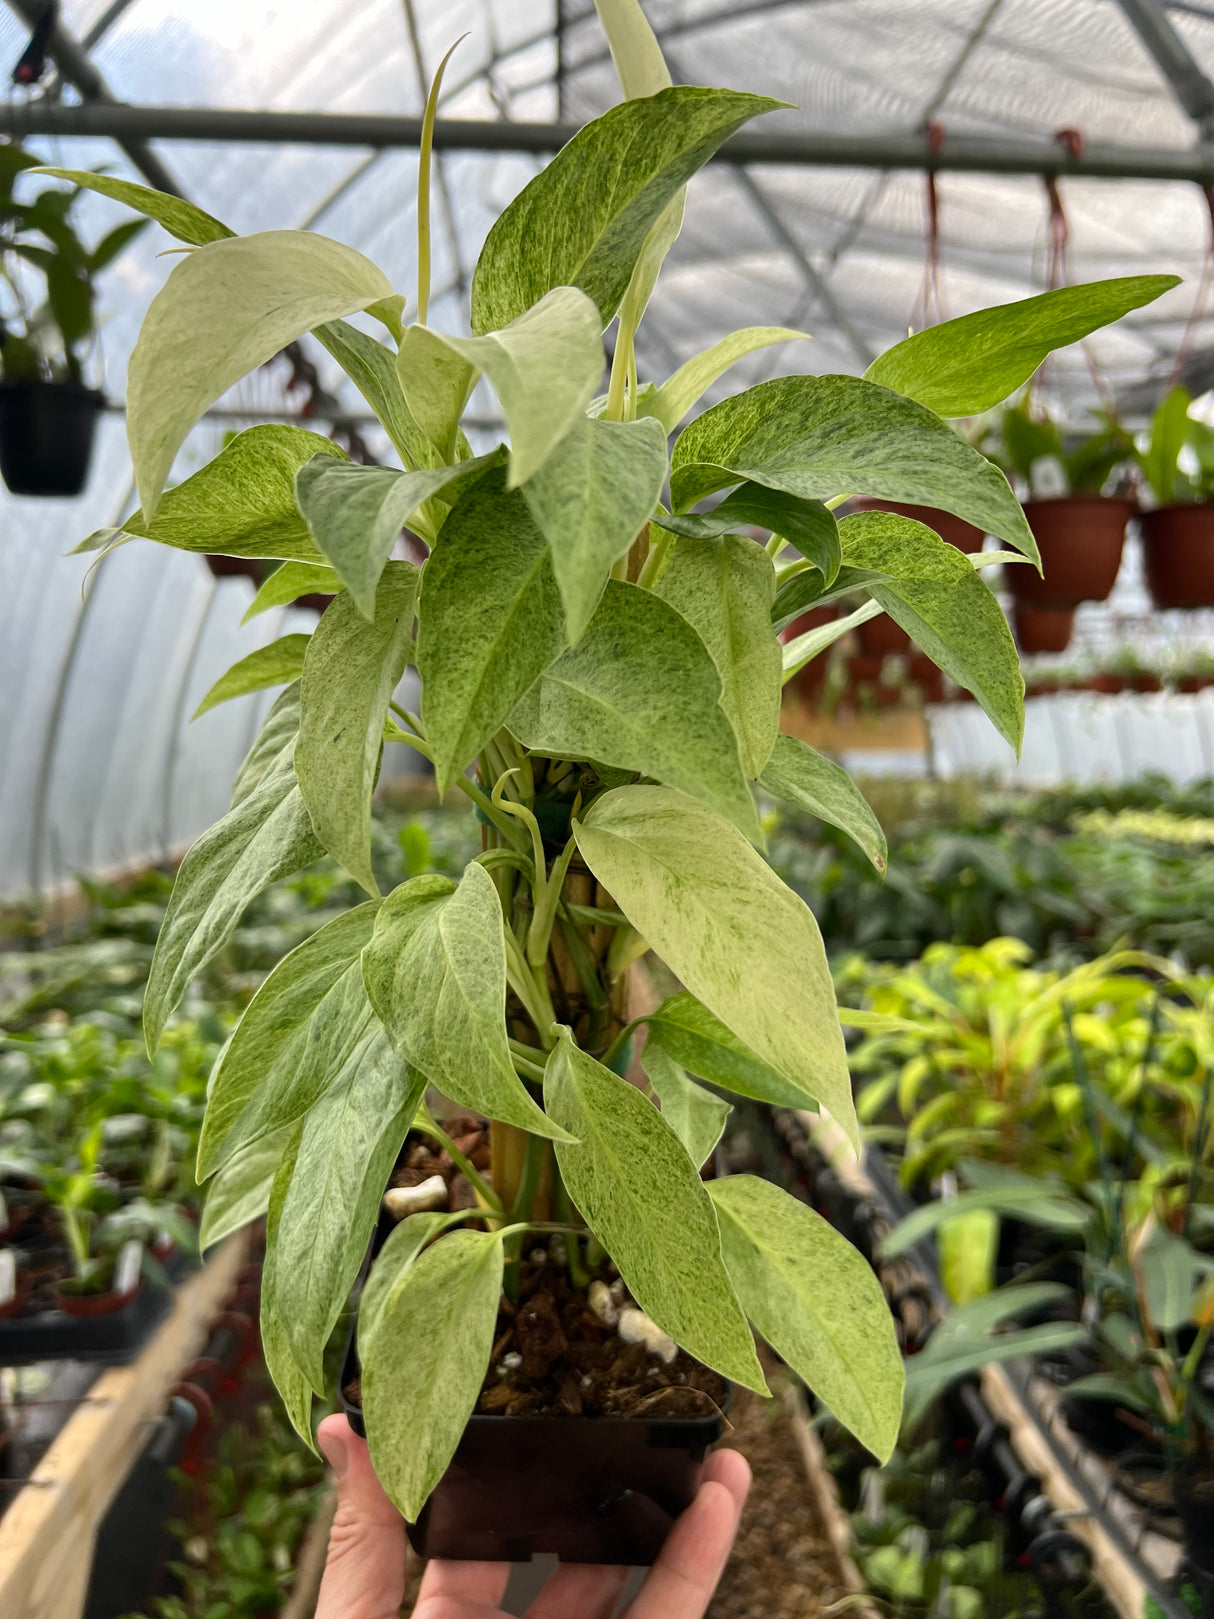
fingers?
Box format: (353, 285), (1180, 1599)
(523, 1562), (630, 1619)
(314, 1415), (408, 1619)
(623, 1450), (751, 1619)
(415, 1557), (511, 1617)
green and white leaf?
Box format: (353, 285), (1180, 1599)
(510, 581), (760, 840)
(199, 1124), (294, 1250)
(759, 733), (887, 872)
(410, 288), (605, 488)
(865, 275), (1181, 418)
(521, 414), (669, 639)
(471, 87), (783, 333)
(230, 684), (304, 806)
(361, 865), (572, 1140)
(128, 230), (396, 517)
(361, 1229), (505, 1520)
(243, 563), (340, 623)
(416, 463), (566, 795)
(357, 1211), (452, 1345)
(296, 563), (419, 895)
(771, 563), (890, 632)
(643, 1041), (731, 1169)
(260, 1124), (315, 1449)
(295, 455), (489, 619)
(709, 1175), (904, 1460)
(643, 992), (812, 1108)
(670, 374), (1038, 564)
(275, 1059), (422, 1390)
(575, 786), (857, 1144)
(840, 511), (1025, 752)
(31, 168), (234, 246)
(396, 323), (477, 461)
(197, 903), (381, 1178)
(781, 599), (883, 682)
(655, 534), (782, 779)
(123, 426), (345, 561)
(640, 327), (811, 433)
(194, 634), (310, 718)
(144, 704), (321, 1051)
(545, 1029), (764, 1390)
(653, 484), (841, 586)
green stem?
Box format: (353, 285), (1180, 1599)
(605, 309), (638, 422)
(600, 1018), (643, 1074)
(415, 1106), (503, 1213)
(553, 1177), (590, 1290)
(508, 1038), (547, 1082)
(765, 531), (786, 559)
(527, 834), (577, 968)
(414, 37), (464, 327)
(636, 524), (676, 590)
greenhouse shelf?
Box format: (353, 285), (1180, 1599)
(0, 1232), (249, 1619)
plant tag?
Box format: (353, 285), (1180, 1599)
(0, 1250), (14, 1307)
(0, 1190), (8, 1234)
(115, 1239), (143, 1296)
(1029, 455), (1067, 499)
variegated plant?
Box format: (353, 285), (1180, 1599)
(46, 0), (1176, 1517)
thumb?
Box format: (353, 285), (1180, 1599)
(315, 1414), (408, 1619)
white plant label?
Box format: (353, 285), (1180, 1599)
(0, 1250), (15, 1307)
(115, 1239), (143, 1296)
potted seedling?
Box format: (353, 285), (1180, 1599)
(985, 399), (1136, 613)
(1135, 385), (1214, 609)
(48, 0), (1178, 1564)
(0, 148), (145, 497)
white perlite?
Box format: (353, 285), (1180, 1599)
(382, 1176), (446, 1219)
(588, 1279), (619, 1327)
(617, 1306), (677, 1364)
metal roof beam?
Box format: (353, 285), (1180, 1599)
(7, 100), (1214, 182)
(3, 0), (182, 196)
(1116, 0), (1214, 137)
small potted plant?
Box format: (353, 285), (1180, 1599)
(49, 0), (1176, 1564)
(0, 149), (145, 498)
(984, 400), (1135, 614)
(1134, 385), (1214, 609)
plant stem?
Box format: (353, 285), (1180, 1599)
(415, 1106), (503, 1214)
(636, 524), (676, 590)
(508, 1038), (547, 1082)
(414, 37), (465, 327)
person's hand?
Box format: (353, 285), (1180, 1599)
(315, 1413), (751, 1619)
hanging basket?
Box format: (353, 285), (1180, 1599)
(0, 378), (104, 498)
(1009, 496), (1132, 609)
(1139, 503), (1214, 609)
(1013, 604), (1075, 654)
(848, 497), (985, 553)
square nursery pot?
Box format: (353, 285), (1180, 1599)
(1139, 503), (1214, 609)
(1013, 605), (1075, 654)
(0, 378), (104, 497)
(1009, 496), (1132, 609)
(339, 1335), (728, 1565)
(847, 497), (986, 553)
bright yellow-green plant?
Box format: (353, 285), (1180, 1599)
(44, 0), (1178, 1518)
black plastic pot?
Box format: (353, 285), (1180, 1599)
(339, 1335), (727, 1564)
(0, 1279), (170, 1365)
(0, 377), (105, 497)
(1175, 1466), (1214, 1614)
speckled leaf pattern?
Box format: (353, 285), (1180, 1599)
(260, 1124), (315, 1449)
(642, 1041), (731, 1170)
(652, 483), (841, 586)
(865, 276), (1180, 418)
(643, 992), (812, 1109)
(509, 581), (760, 841)
(395, 323), (477, 460)
(274, 1059), (422, 1391)
(418, 289), (605, 488)
(361, 1229), (506, 1520)
(655, 534), (782, 780)
(128, 230), (396, 518)
(144, 699), (322, 1051)
(122, 425), (345, 561)
(416, 463), (567, 796)
(193, 634), (310, 718)
(575, 786), (857, 1145)
(640, 326), (811, 433)
(230, 685), (302, 806)
(358, 1211), (451, 1345)
(471, 88), (782, 333)
(839, 511), (1025, 753)
(199, 1124), (293, 1251)
(197, 903), (380, 1178)
(709, 1175), (904, 1461)
(544, 1029), (765, 1391)
(521, 414), (669, 639)
(243, 562), (341, 623)
(295, 454), (488, 619)
(759, 733), (887, 872)
(670, 374), (1037, 564)
(361, 865), (572, 1141)
(296, 563), (419, 896)
(32, 168), (234, 245)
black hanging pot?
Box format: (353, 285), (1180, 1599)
(0, 377), (105, 497)
(1175, 1464), (1214, 1617)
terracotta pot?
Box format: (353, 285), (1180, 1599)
(52, 1281), (141, 1318)
(848, 498), (985, 553)
(856, 614), (910, 655)
(848, 655), (902, 709)
(1010, 497), (1132, 609)
(1013, 605), (1075, 654)
(908, 654), (944, 704)
(1086, 673), (1127, 695)
(1139, 503), (1214, 609)
(1128, 672), (1162, 693)
(205, 554), (263, 585)
(1179, 674), (1214, 693)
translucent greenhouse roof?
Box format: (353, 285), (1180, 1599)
(4, 0), (1214, 901)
